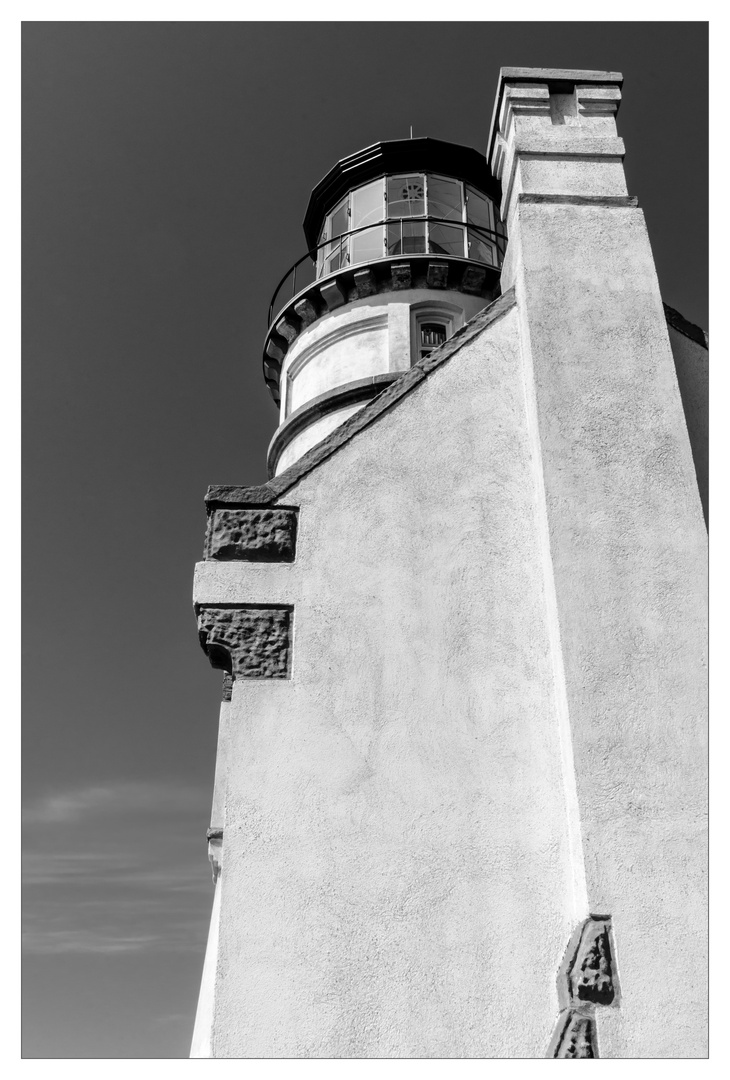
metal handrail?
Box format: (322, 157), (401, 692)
(267, 216), (506, 329)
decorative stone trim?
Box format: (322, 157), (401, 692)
(548, 915), (619, 1058)
(563, 916), (617, 1007)
(577, 83), (622, 119)
(263, 359), (280, 383)
(550, 1009), (597, 1058)
(426, 262), (449, 288)
(294, 298), (317, 327)
(205, 507), (297, 562)
(221, 672), (233, 702)
(285, 313), (389, 387)
(354, 268), (377, 297)
(275, 315), (299, 345)
(265, 338), (285, 363)
(268, 373), (400, 477)
(197, 605), (293, 679)
(263, 254), (501, 406)
(461, 266), (487, 294)
(391, 263), (412, 289)
(319, 280), (346, 310)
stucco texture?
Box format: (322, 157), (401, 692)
(201, 304), (582, 1057)
(507, 201), (707, 1057)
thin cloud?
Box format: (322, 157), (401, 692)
(22, 929), (165, 956)
(22, 779), (214, 959)
(22, 849), (210, 892)
(23, 780), (209, 825)
(23, 901), (209, 956)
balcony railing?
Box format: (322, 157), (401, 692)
(268, 216), (507, 328)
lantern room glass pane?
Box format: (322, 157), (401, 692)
(466, 185), (494, 232)
(387, 174), (425, 219)
(351, 180), (384, 230)
(387, 220), (426, 255)
(351, 226), (384, 264)
(429, 222), (466, 257)
(324, 235), (349, 274)
(330, 196), (349, 238)
(466, 227), (498, 267)
(316, 219), (327, 276)
(427, 176), (463, 222)
(466, 186), (497, 267)
(323, 195), (350, 274)
(350, 180), (384, 267)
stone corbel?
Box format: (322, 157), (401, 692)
(197, 605), (293, 679)
(550, 1009), (597, 1058)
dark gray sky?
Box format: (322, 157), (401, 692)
(22, 21), (707, 1058)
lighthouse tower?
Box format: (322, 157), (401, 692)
(263, 137), (506, 475)
(191, 69), (707, 1058)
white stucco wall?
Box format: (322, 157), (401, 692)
(504, 198), (707, 1059)
(195, 304), (583, 1056)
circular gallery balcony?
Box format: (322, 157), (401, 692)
(263, 216), (506, 407)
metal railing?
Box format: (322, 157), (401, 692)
(268, 216), (507, 329)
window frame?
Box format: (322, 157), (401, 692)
(316, 174), (497, 278)
(409, 301), (463, 367)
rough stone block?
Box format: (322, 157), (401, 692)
(390, 263), (411, 290)
(263, 359), (280, 383)
(265, 338), (285, 363)
(293, 298), (318, 327)
(319, 280), (347, 310)
(552, 1011), (596, 1058)
(461, 265), (487, 294)
(568, 918), (616, 1006)
(198, 606), (292, 679)
(426, 262), (449, 289)
(353, 268), (377, 297)
(207, 508), (297, 562)
(274, 316), (299, 345)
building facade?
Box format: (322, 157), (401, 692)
(190, 68), (708, 1058)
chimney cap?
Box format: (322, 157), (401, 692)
(487, 67), (624, 167)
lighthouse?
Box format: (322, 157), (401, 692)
(191, 68), (707, 1058)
